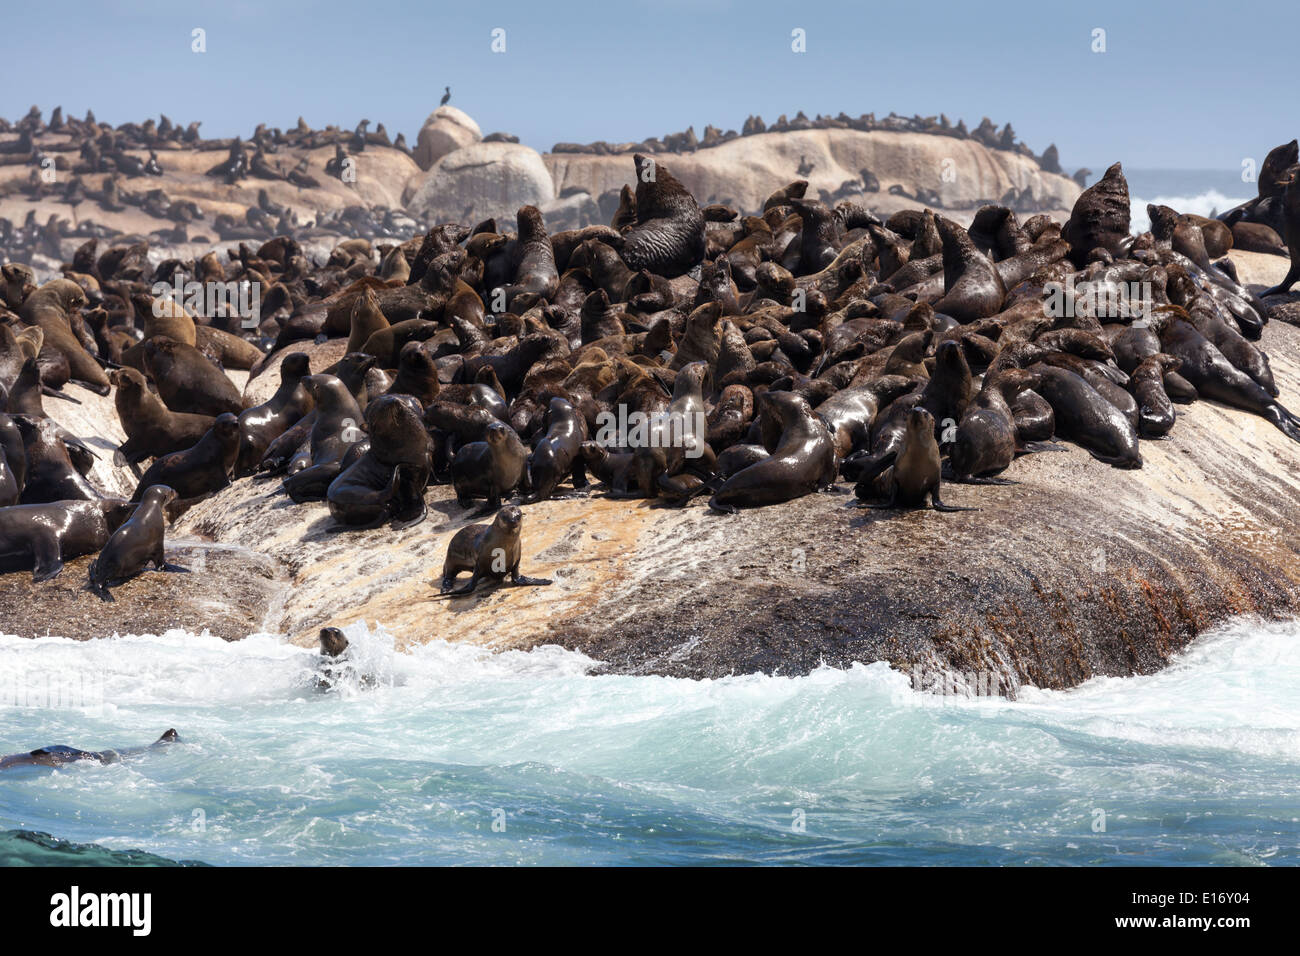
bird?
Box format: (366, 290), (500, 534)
(440, 86), (451, 106)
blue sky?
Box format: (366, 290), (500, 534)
(3, 0), (1293, 173)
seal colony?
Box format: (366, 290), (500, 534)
(2, 140), (1300, 647)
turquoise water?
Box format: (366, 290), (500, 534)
(0, 619), (1297, 866)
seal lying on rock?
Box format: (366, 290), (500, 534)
(437, 504), (552, 596)
(0, 498), (136, 581)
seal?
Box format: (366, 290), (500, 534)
(1030, 363), (1142, 467)
(142, 337), (244, 417)
(933, 215), (1006, 321)
(1130, 353), (1181, 438)
(619, 154), (706, 278)
(18, 278), (110, 394)
(525, 396), (589, 502)
(111, 367), (215, 464)
(1260, 165), (1300, 296)
(709, 391), (836, 513)
(451, 419), (528, 513)
(88, 484), (188, 600)
(437, 504), (552, 595)
(856, 407), (976, 512)
(233, 352), (314, 477)
(0, 497), (136, 581)
(949, 368), (1042, 482)
(326, 393), (431, 529)
(282, 374), (367, 501)
(0, 729), (179, 770)
(493, 205), (560, 310)
(131, 413), (240, 502)
(1062, 162), (1131, 266)
(14, 415), (101, 504)
(0, 412), (26, 506)
(313, 626), (370, 690)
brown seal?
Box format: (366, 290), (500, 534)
(131, 413), (240, 502)
(88, 484), (188, 600)
(437, 504), (552, 595)
(111, 367), (215, 464)
(857, 407), (977, 512)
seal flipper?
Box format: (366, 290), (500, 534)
(930, 487), (980, 512)
(30, 537), (63, 583)
(509, 571), (551, 587)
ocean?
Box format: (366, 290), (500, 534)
(1, 616), (1297, 866)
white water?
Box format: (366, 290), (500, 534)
(1, 617), (1297, 865)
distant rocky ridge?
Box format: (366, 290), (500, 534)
(549, 109), (1079, 176)
(0, 104), (1082, 270)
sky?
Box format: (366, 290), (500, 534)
(2, 0), (1294, 174)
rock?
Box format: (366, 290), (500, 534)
(406, 141), (554, 225)
(539, 191), (601, 231)
(413, 106), (482, 171)
(545, 128), (1080, 218)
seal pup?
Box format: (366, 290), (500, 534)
(88, 485), (187, 600)
(856, 407), (976, 512)
(437, 504), (552, 596)
(0, 729), (179, 771)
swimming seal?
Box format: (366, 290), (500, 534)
(0, 729), (179, 770)
(437, 504), (552, 595)
(132, 413), (239, 501)
(0, 497), (136, 581)
(88, 484), (187, 600)
(0, 412), (25, 506)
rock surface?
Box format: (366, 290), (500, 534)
(413, 106), (482, 171)
(545, 129), (1082, 216)
(405, 141), (555, 224)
